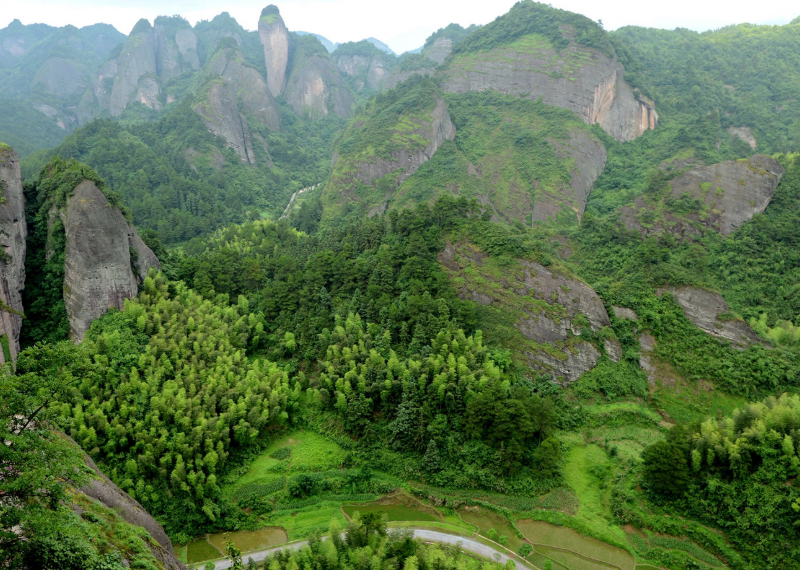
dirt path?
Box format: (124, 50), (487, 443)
(200, 528), (535, 570)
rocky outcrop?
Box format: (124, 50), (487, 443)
(658, 287), (765, 349)
(61, 180), (159, 341)
(334, 54), (389, 90)
(441, 41), (657, 142)
(284, 51), (356, 119)
(0, 146), (27, 364)
(193, 45), (280, 165)
(79, 18), (200, 120)
(728, 126), (757, 150)
(621, 155), (785, 238)
(439, 241), (617, 383)
(423, 37), (452, 65)
(258, 6), (290, 97)
(80, 449), (186, 570)
(544, 129), (607, 222)
(383, 66), (435, 90)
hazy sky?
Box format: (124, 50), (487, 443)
(2, 0), (798, 54)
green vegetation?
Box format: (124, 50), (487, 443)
(642, 393), (800, 568)
(424, 23), (480, 49)
(453, 1), (614, 58)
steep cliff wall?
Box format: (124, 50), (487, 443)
(61, 180), (159, 341)
(79, 18), (200, 121)
(0, 145), (27, 364)
(621, 154), (785, 238)
(284, 47), (356, 119)
(334, 54), (389, 90)
(193, 45), (280, 165)
(423, 37), (452, 65)
(258, 6), (290, 97)
(441, 36), (656, 142)
(439, 241), (619, 383)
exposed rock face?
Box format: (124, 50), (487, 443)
(194, 46), (280, 165)
(423, 37), (452, 65)
(439, 241), (616, 383)
(0, 146), (27, 364)
(442, 40), (657, 142)
(659, 287), (765, 349)
(383, 67), (435, 90)
(728, 126), (757, 150)
(284, 54), (356, 119)
(334, 54), (389, 90)
(612, 306), (638, 321)
(80, 450), (186, 570)
(258, 6), (290, 97)
(61, 180), (159, 341)
(545, 129), (608, 222)
(80, 18), (200, 120)
(621, 155), (785, 237)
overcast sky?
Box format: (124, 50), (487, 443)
(2, 0), (798, 54)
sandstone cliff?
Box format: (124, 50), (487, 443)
(79, 450), (186, 570)
(0, 145), (27, 364)
(439, 241), (619, 383)
(422, 37), (453, 65)
(259, 5), (290, 97)
(59, 180), (159, 341)
(334, 53), (390, 90)
(658, 287), (765, 349)
(441, 38), (656, 142)
(621, 154), (785, 238)
(193, 44), (280, 165)
(79, 17), (200, 121)
(284, 35), (356, 119)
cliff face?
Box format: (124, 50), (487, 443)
(284, 52), (356, 119)
(621, 154), (785, 238)
(659, 287), (765, 349)
(79, 18), (200, 121)
(0, 146), (27, 364)
(439, 242), (619, 384)
(60, 180), (159, 341)
(423, 37), (452, 65)
(334, 54), (389, 90)
(193, 46), (280, 165)
(258, 6), (290, 97)
(441, 38), (657, 142)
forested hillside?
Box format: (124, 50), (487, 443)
(3, 2), (800, 570)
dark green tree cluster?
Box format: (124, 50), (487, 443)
(64, 272), (297, 532)
(642, 394), (800, 567)
(257, 514), (513, 570)
(312, 313), (557, 478)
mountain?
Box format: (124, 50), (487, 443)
(4, 2), (800, 570)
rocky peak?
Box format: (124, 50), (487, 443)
(284, 35), (356, 119)
(79, 17), (200, 121)
(59, 179), (159, 341)
(0, 145), (27, 364)
(193, 43), (280, 165)
(258, 5), (290, 97)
